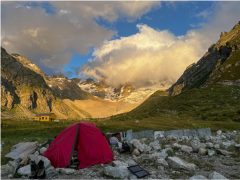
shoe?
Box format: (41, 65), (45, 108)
(37, 160), (45, 179)
(29, 161), (37, 179)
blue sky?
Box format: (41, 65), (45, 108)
(61, 1), (215, 79)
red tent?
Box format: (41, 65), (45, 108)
(44, 122), (114, 169)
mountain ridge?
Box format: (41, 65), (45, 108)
(168, 21), (240, 96)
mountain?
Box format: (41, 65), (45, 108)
(106, 21), (240, 124)
(1, 47), (162, 119)
(168, 21), (240, 96)
(1, 47), (92, 119)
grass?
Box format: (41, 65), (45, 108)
(1, 85), (240, 165)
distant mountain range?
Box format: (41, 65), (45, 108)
(1, 48), (167, 119)
(2, 21), (239, 120)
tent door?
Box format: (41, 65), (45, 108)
(67, 123), (81, 167)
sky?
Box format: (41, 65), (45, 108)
(1, 1), (240, 88)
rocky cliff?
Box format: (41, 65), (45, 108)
(1, 47), (92, 119)
(168, 22), (240, 96)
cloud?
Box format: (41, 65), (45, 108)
(1, 1), (160, 75)
(196, 9), (212, 19)
(80, 24), (208, 88)
(80, 2), (240, 88)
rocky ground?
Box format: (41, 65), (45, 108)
(1, 130), (240, 179)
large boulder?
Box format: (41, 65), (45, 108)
(209, 171), (228, 180)
(59, 168), (76, 175)
(132, 149), (140, 156)
(113, 161), (128, 167)
(38, 155), (51, 169)
(45, 166), (57, 179)
(189, 175), (208, 180)
(8, 160), (19, 174)
(17, 164), (31, 176)
(104, 166), (131, 179)
(190, 139), (201, 152)
(149, 141), (161, 150)
(130, 139), (144, 152)
(216, 149), (233, 156)
(155, 158), (168, 167)
(40, 147), (47, 155)
(208, 149), (216, 156)
(198, 148), (207, 155)
(152, 152), (168, 159)
(167, 156), (196, 171)
(181, 145), (193, 154)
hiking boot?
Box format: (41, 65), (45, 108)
(29, 161), (37, 179)
(37, 160), (45, 179)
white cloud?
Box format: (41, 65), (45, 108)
(80, 24), (208, 88)
(196, 9), (212, 19)
(80, 2), (240, 88)
(1, 2), (160, 75)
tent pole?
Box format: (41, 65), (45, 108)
(67, 123), (81, 168)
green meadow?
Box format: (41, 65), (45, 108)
(1, 85), (240, 165)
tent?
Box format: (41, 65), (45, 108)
(44, 122), (114, 169)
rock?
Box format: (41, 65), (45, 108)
(113, 161), (128, 167)
(129, 174), (138, 180)
(1, 164), (13, 176)
(208, 149), (216, 156)
(141, 154), (153, 162)
(222, 141), (232, 149)
(189, 175), (208, 180)
(172, 143), (181, 149)
(40, 147), (47, 155)
(155, 158), (168, 167)
(38, 156), (51, 169)
(8, 160), (19, 174)
(221, 135), (227, 140)
(17, 164), (31, 176)
(198, 148), (207, 155)
(34, 151), (39, 156)
(235, 144), (240, 149)
(113, 150), (119, 157)
(214, 144), (220, 149)
(206, 142), (213, 148)
(132, 149), (140, 156)
(126, 160), (137, 166)
(204, 136), (210, 142)
(181, 145), (193, 154)
(163, 147), (174, 155)
(20, 154), (25, 159)
(6, 142), (38, 160)
(217, 130), (222, 135)
(190, 139), (201, 152)
(216, 149), (233, 156)
(59, 168), (76, 175)
(45, 166), (57, 179)
(209, 171), (228, 179)
(29, 154), (38, 163)
(167, 135), (173, 141)
(182, 136), (189, 141)
(152, 152), (168, 159)
(8, 174), (13, 178)
(104, 166), (131, 179)
(167, 156), (196, 171)
(157, 166), (164, 171)
(130, 139), (144, 152)
(135, 157), (143, 164)
(149, 141), (161, 150)
(143, 145), (152, 153)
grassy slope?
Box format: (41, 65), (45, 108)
(1, 85), (240, 165)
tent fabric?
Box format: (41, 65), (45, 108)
(44, 122), (114, 169)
